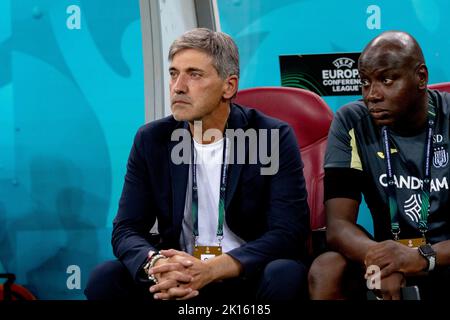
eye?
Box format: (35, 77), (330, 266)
(383, 78), (393, 85)
(190, 72), (202, 79)
(360, 79), (370, 87)
(169, 70), (178, 79)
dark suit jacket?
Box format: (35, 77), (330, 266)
(112, 104), (310, 281)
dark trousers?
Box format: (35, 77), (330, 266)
(85, 259), (307, 301)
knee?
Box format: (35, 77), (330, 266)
(259, 259), (308, 300)
(308, 252), (347, 284)
(263, 259), (307, 284)
(308, 251), (348, 298)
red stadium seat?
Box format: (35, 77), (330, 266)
(429, 82), (450, 93)
(234, 87), (333, 253)
(0, 273), (36, 300)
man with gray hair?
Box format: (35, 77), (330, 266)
(85, 28), (309, 301)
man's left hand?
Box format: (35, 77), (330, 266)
(364, 240), (426, 278)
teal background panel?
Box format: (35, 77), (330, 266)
(0, 0), (144, 299)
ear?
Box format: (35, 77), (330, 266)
(416, 64), (428, 90)
(222, 75), (239, 100)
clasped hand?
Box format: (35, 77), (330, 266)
(364, 240), (420, 300)
(148, 249), (212, 300)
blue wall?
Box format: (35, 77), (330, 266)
(0, 0), (144, 299)
(217, 0), (450, 233)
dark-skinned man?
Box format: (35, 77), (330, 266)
(308, 31), (450, 300)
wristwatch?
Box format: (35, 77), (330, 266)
(418, 244), (436, 272)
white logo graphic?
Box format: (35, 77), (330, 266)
(332, 58), (355, 69)
(433, 134), (444, 143)
(321, 59), (361, 93)
(433, 146), (448, 168)
(403, 194), (422, 223)
(379, 174), (449, 192)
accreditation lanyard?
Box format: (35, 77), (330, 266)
(190, 134), (228, 246)
(382, 95), (436, 240)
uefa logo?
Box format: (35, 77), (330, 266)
(332, 57), (355, 69)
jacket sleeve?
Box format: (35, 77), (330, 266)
(111, 127), (157, 282)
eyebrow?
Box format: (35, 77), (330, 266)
(169, 66), (205, 73)
(359, 67), (398, 77)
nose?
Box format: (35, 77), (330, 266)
(171, 73), (188, 94)
(365, 82), (383, 103)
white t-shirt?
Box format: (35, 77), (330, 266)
(180, 137), (245, 254)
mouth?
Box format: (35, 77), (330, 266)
(172, 100), (190, 105)
(369, 108), (389, 120)
(171, 96), (192, 107)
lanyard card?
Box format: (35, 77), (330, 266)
(396, 237), (426, 248)
(193, 245), (222, 261)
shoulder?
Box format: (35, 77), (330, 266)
(434, 88), (450, 101)
(134, 115), (181, 147)
(231, 103), (292, 132)
(433, 89), (450, 115)
(334, 99), (369, 122)
(331, 100), (371, 132)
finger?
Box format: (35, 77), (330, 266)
(167, 255), (194, 267)
(365, 249), (387, 265)
(176, 290), (199, 300)
(179, 259), (194, 267)
(379, 264), (397, 279)
(154, 287), (193, 300)
(159, 250), (195, 267)
(150, 262), (186, 274)
(162, 250), (194, 263)
(152, 272), (194, 291)
(365, 250), (382, 267)
(150, 279), (179, 293)
(150, 275), (193, 293)
(367, 255), (390, 272)
(160, 249), (187, 257)
(172, 272), (194, 283)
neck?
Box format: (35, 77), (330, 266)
(189, 103), (230, 144)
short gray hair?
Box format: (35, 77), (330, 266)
(168, 28), (240, 79)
